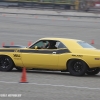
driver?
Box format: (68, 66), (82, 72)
(47, 41), (57, 49)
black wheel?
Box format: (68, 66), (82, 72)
(0, 56), (14, 71)
(15, 67), (32, 71)
(68, 60), (88, 76)
(86, 68), (100, 75)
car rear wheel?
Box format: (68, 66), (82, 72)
(86, 68), (100, 75)
(0, 56), (14, 71)
(68, 60), (88, 76)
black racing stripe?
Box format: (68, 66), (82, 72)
(0, 49), (14, 52)
(20, 50), (53, 54)
(57, 49), (70, 54)
(20, 49), (70, 54)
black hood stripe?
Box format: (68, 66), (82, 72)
(0, 49), (14, 52)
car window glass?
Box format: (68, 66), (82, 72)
(36, 41), (44, 47)
(47, 40), (57, 49)
(56, 42), (66, 49)
(77, 41), (95, 48)
(30, 40), (48, 49)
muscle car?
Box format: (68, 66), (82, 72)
(0, 37), (100, 76)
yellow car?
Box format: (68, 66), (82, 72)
(0, 38), (100, 76)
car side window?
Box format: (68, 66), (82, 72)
(30, 40), (48, 49)
(34, 41), (44, 47)
(30, 40), (66, 49)
(56, 42), (67, 49)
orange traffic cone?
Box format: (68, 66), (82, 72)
(2, 42), (5, 47)
(28, 41), (32, 46)
(67, 17), (70, 21)
(52, 18), (55, 21)
(2, 14), (6, 17)
(20, 67), (28, 83)
(11, 42), (14, 46)
(91, 39), (94, 44)
(35, 15), (38, 19)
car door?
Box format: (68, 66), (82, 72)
(20, 40), (59, 70)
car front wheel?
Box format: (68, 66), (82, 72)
(0, 56), (14, 71)
(86, 68), (100, 75)
(15, 66), (22, 71)
(68, 60), (88, 76)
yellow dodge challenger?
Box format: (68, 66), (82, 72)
(0, 38), (100, 76)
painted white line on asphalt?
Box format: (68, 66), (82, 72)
(0, 80), (100, 90)
(0, 81), (17, 84)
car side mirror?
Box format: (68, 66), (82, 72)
(35, 46), (38, 49)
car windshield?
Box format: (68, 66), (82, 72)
(77, 41), (95, 48)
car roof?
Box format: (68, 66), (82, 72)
(40, 37), (82, 42)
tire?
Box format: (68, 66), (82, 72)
(15, 66), (22, 71)
(68, 60), (88, 76)
(15, 66), (32, 71)
(86, 68), (100, 75)
(0, 56), (14, 71)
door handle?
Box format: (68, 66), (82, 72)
(52, 52), (56, 54)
